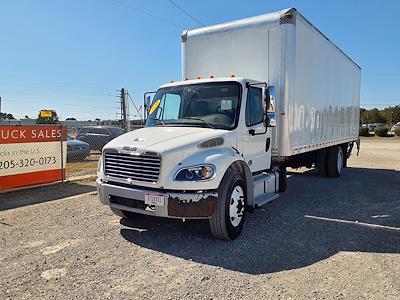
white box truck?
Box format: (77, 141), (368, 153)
(97, 8), (361, 240)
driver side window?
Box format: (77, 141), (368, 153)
(156, 93), (182, 120)
(163, 93), (181, 120)
(245, 87), (264, 126)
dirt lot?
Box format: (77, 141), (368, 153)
(0, 137), (399, 299)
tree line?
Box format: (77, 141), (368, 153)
(360, 106), (400, 125)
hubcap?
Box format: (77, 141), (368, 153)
(229, 185), (245, 227)
(337, 147), (343, 174)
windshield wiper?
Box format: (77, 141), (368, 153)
(180, 117), (216, 128)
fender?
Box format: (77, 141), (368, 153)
(227, 160), (254, 207)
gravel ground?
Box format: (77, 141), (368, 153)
(0, 138), (399, 299)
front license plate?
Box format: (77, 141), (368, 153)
(144, 194), (165, 206)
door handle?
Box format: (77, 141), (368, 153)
(265, 138), (270, 152)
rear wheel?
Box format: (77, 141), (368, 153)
(326, 146), (344, 177)
(209, 168), (247, 240)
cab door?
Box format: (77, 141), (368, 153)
(241, 86), (272, 172)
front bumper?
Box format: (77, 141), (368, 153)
(96, 179), (218, 219)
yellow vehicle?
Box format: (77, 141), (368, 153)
(37, 109), (59, 124)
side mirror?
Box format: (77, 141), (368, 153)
(266, 85), (276, 127)
(266, 112), (276, 127)
(143, 91), (156, 120)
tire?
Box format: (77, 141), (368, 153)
(110, 207), (136, 218)
(209, 167), (247, 240)
(316, 149), (327, 176)
(326, 146), (344, 177)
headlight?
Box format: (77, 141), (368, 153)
(174, 165), (215, 181)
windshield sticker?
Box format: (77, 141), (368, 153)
(221, 100), (232, 110)
(149, 99), (161, 114)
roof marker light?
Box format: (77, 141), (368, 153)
(230, 74), (236, 77)
(196, 76), (202, 79)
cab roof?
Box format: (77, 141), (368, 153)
(159, 77), (247, 89)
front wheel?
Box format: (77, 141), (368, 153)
(209, 168), (247, 240)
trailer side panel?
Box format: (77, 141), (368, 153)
(284, 14), (360, 156)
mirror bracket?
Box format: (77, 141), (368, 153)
(266, 85), (276, 127)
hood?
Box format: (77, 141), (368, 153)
(104, 126), (234, 154)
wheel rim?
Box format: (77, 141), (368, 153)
(229, 185), (245, 227)
(337, 147), (343, 174)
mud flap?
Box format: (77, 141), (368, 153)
(356, 137), (361, 156)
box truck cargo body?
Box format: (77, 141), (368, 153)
(97, 8), (361, 240)
(182, 8), (361, 157)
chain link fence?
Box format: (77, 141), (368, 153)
(63, 122), (143, 179)
(65, 125), (125, 179)
(0, 122), (145, 191)
(0, 123), (147, 191)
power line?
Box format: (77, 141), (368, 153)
(110, 0), (185, 29)
(128, 92), (143, 121)
(0, 74), (112, 92)
(167, 0), (205, 26)
(1, 90), (116, 103)
(0, 82), (113, 97)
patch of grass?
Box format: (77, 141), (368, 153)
(359, 127), (369, 136)
(66, 153), (100, 177)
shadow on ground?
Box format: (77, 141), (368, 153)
(120, 167), (400, 275)
(0, 182), (96, 211)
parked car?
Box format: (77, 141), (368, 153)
(67, 135), (90, 161)
(391, 122), (400, 132)
(76, 126), (124, 151)
(368, 123), (385, 134)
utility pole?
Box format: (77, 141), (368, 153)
(0, 96), (2, 124)
(120, 88), (131, 132)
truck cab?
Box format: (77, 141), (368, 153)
(97, 77), (282, 240)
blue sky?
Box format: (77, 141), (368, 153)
(0, 0), (399, 120)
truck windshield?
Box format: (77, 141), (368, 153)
(145, 82), (241, 130)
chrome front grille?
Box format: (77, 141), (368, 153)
(104, 152), (161, 183)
